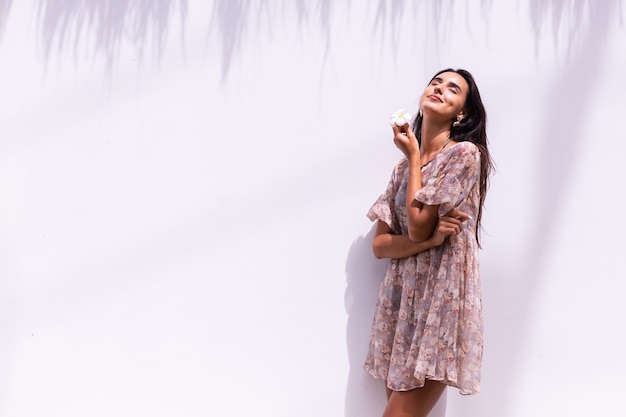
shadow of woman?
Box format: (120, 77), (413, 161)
(343, 225), (447, 417)
(344, 225), (388, 417)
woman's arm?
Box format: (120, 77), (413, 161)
(372, 220), (435, 259)
(372, 212), (466, 259)
(392, 124), (440, 241)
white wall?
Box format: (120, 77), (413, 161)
(1, 1), (625, 416)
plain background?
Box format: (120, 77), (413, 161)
(1, 1), (625, 416)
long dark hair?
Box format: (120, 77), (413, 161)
(412, 68), (494, 247)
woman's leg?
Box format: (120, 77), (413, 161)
(382, 380), (447, 417)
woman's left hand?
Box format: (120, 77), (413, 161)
(392, 123), (419, 159)
(430, 213), (465, 246)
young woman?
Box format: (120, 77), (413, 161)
(365, 69), (493, 417)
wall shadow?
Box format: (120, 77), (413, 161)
(480, 1), (624, 416)
(526, 0), (621, 289)
(370, 0), (493, 67)
(0, 0), (11, 40)
(207, 0), (337, 83)
(27, 1), (500, 85)
(206, 0), (253, 82)
(36, 0), (187, 73)
(30, 0), (340, 81)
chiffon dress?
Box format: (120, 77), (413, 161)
(364, 141), (483, 395)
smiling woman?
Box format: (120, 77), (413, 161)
(365, 69), (493, 417)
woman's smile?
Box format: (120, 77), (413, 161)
(427, 94), (443, 102)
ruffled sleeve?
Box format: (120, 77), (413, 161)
(414, 142), (481, 216)
(367, 160), (403, 232)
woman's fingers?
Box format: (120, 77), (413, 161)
(392, 121), (412, 138)
(391, 123), (401, 136)
(438, 216), (463, 235)
(445, 209), (469, 221)
(405, 124), (416, 140)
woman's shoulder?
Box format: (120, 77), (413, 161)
(443, 140), (480, 162)
(449, 140), (479, 155)
(434, 141), (481, 172)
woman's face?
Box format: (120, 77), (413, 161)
(419, 71), (469, 122)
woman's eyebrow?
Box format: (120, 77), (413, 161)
(447, 81), (462, 92)
(432, 77), (462, 92)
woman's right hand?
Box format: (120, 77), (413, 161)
(430, 209), (469, 246)
(392, 123), (420, 159)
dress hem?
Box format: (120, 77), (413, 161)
(364, 368), (480, 396)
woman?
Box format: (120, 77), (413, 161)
(365, 68), (493, 417)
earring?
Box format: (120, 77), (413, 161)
(419, 109), (423, 118)
(452, 115), (463, 127)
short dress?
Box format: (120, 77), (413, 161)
(364, 141), (483, 395)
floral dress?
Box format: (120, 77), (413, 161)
(364, 141), (483, 395)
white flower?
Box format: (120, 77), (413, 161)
(389, 108), (412, 127)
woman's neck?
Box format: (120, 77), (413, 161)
(420, 119), (451, 154)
